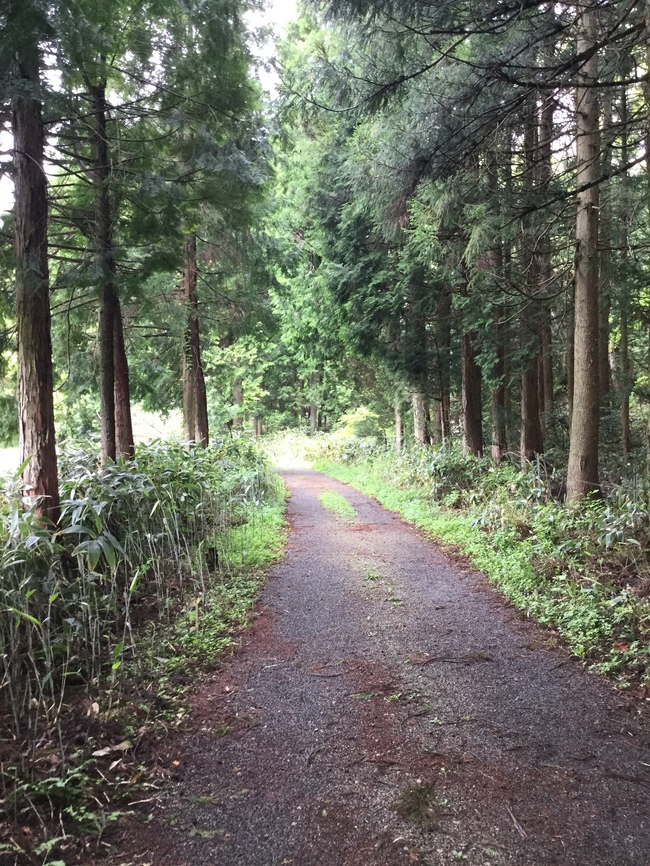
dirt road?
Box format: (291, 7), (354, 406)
(119, 469), (650, 866)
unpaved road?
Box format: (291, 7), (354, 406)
(115, 470), (650, 866)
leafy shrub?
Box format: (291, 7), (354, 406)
(0, 438), (278, 738)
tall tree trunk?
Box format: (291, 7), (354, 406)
(184, 233), (209, 447)
(12, 14), (59, 520)
(462, 329), (483, 456)
(395, 398), (403, 450)
(539, 91), (555, 419)
(520, 100), (544, 463)
(113, 299), (134, 458)
(309, 372), (319, 434)
(412, 390), (429, 445)
(567, 2), (600, 501)
(436, 289), (452, 443)
(491, 308), (507, 461)
(182, 345), (196, 441)
(92, 80), (117, 463)
(599, 85), (613, 400)
(620, 83), (632, 460)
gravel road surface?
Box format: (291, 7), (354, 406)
(115, 469), (650, 866)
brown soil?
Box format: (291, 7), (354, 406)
(98, 469), (650, 866)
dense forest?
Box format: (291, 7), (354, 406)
(2, 0), (650, 861)
(5, 0), (650, 501)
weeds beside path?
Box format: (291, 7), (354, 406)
(315, 453), (650, 689)
(99, 468), (650, 866)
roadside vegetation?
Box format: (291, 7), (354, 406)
(0, 439), (286, 865)
(274, 421), (650, 690)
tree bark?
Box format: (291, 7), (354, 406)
(395, 398), (403, 450)
(567, 2), (600, 501)
(462, 329), (483, 456)
(92, 80), (117, 463)
(412, 390), (429, 445)
(12, 15), (59, 520)
(435, 289), (452, 443)
(539, 91), (555, 418)
(491, 308), (507, 461)
(309, 372), (319, 434)
(620, 83), (632, 460)
(598, 84), (613, 400)
(113, 299), (134, 458)
(183, 233), (209, 447)
(182, 343), (196, 441)
(520, 99), (544, 463)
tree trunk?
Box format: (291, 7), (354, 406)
(395, 399), (403, 450)
(184, 233), (209, 447)
(92, 80), (117, 463)
(412, 390), (429, 445)
(12, 17), (59, 520)
(539, 91), (554, 419)
(620, 83), (632, 460)
(182, 346), (196, 441)
(435, 289), (452, 444)
(599, 85), (613, 400)
(491, 309), (507, 461)
(520, 99), (544, 463)
(462, 329), (483, 456)
(309, 372), (319, 434)
(567, 2), (600, 501)
(113, 299), (134, 458)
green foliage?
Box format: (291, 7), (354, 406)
(315, 442), (650, 686)
(0, 439), (287, 862)
(0, 438), (278, 737)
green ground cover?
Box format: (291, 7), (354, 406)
(313, 447), (650, 689)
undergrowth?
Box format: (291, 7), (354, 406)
(305, 437), (650, 689)
(0, 439), (287, 865)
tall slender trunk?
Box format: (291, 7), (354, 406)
(491, 308), (507, 461)
(539, 91), (555, 418)
(309, 372), (319, 434)
(599, 85), (613, 400)
(113, 299), (134, 458)
(92, 80), (117, 463)
(395, 399), (403, 450)
(461, 327), (483, 456)
(567, 2), (600, 501)
(620, 83), (632, 460)
(182, 346), (196, 441)
(412, 390), (429, 445)
(12, 14), (59, 520)
(520, 100), (544, 463)
(436, 289), (452, 443)
(183, 233), (209, 447)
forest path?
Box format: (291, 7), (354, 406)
(116, 469), (650, 866)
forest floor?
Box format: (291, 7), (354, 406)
(99, 469), (650, 866)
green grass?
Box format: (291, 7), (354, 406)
(318, 489), (357, 522)
(315, 459), (650, 686)
(163, 494), (289, 671)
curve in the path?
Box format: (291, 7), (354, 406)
(122, 469), (650, 866)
